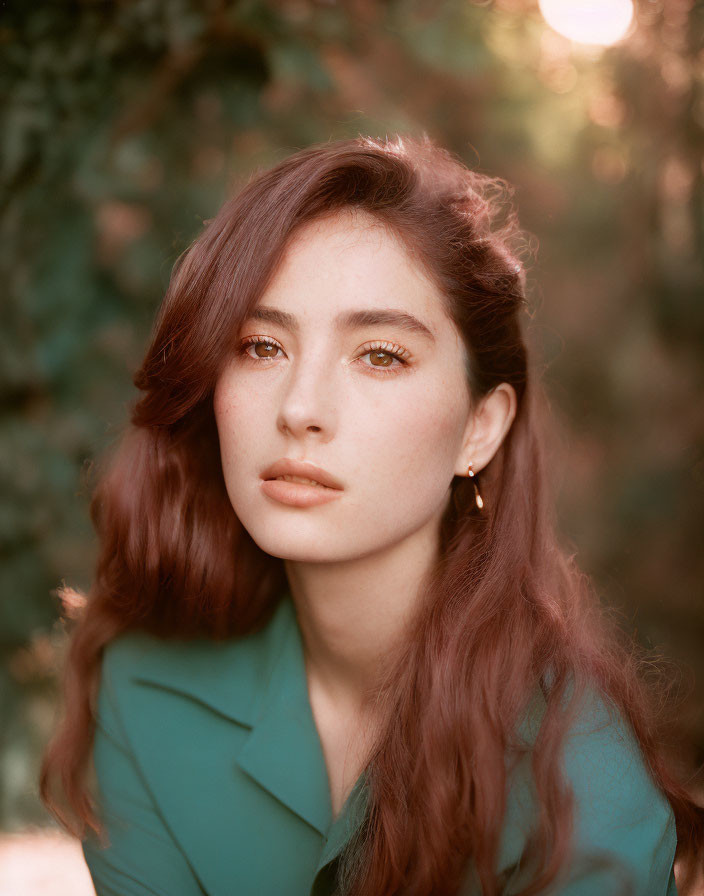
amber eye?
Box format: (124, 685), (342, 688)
(359, 341), (409, 373)
(253, 341), (279, 358)
(369, 350), (394, 367)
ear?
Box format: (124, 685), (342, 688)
(454, 383), (517, 476)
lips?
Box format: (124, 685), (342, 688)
(260, 458), (344, 490)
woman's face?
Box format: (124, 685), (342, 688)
(213, 209), (474, 564)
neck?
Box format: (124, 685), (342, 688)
(284, 521), (441, 718)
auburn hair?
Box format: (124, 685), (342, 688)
(40, 133), (703, 895)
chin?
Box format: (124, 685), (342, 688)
(242, 520), (357, 565)
(253, 539), (346, 565)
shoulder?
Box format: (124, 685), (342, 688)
(99, 593), (294, 688)
(96, 595), (294, 731)
(568, 688), (677, 880)
(100, 626), (217, 685)
(558, 686), (674, 831)
(500, 684), (678, 894)
(511, 680), (672, 813)
(100, 628), (169, 681)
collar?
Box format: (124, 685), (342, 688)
(128, 591), (368, 850)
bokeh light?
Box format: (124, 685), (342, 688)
(538, 0), (634, 46)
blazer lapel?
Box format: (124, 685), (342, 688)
(234, 598), (333, 836)
(114, 591), (367, 895)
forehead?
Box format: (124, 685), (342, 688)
(255, 209), (449, 328)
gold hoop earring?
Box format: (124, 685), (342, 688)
(467, 462), (484, 510)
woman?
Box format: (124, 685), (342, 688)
(40, 134), (703, 895)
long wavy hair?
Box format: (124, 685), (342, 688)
(40, 133), (703, 895)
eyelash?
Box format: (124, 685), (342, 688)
(237, 336), (411, 375)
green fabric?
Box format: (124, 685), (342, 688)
(82, 591), (679, 895)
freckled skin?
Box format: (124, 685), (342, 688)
(212, 209), (476, 566)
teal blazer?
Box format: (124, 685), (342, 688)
(82, 591), (679, 895)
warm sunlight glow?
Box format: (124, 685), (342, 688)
(538, 0), (634, 46)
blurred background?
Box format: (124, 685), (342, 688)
(1, 0), (702, 892)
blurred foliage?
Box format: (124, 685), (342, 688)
(1, 0), (702, 830)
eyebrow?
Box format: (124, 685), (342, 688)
(244, 306), (436, 342)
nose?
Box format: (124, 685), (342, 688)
(276, 347), (338, 440)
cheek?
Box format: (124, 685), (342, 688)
(362, 382), (465, 489)
(213, 365), (246, 423)
(214, 364), (269, 426)
(212, 372), (261, 471)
